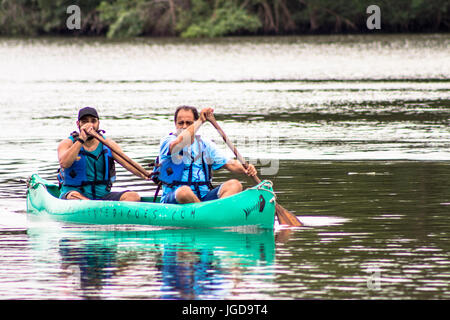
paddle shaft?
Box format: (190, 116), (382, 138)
(87, 130), (150, 179)
(208, 118), (302, 227)
(208, 119), (261, 184)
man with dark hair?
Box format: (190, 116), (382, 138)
(57, 107), (142, 201)
(174, 105), (199, 123)
(156, 106), (257, 204)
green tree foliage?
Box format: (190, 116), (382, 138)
(179, 0), (261, 37)
(0, 0), (41, 35)
(0, 0), (448, 37)
(98, 0), (145, 38)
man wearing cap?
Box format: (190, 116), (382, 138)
(57, 107), (141, 201)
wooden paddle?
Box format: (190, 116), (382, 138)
(207, 118), (303, 227)
(86, 129), (151, 180)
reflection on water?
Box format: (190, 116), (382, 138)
(0, 35), (449, 299)
(24, 226), (275, 299)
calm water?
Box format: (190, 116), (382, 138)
(0, 34), (449, 299)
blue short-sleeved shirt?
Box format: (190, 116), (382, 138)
(159, 133), (230, 203)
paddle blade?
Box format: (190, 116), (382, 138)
(275, 204), (303, 227)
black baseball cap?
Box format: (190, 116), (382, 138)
(78, 107), (99, 120)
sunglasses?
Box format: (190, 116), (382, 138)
(177, 121), (194, 126)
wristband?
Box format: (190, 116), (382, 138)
(77, 138), (85, 144)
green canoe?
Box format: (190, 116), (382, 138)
(26, 174), (276, 229)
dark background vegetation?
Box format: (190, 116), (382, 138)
(0, 0), (448, 38)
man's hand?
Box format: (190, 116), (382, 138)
(244, 164), (257, 177)
(200, 107), (214, 123)
(79, 123), (94, 141)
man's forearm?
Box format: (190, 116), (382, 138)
(224, 159), (246, 174)
(170, 119), (204, 154)
(58, 140), (83, 168)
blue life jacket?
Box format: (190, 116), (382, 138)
(156, 155), (186, 185)
(57, 132), (116, 198)
(151, 136), (213, 200)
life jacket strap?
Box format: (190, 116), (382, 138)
(153, 183), (162, 203)
(165, 180), (211, 187)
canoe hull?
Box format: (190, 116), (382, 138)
(26, 174), (276, 229)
